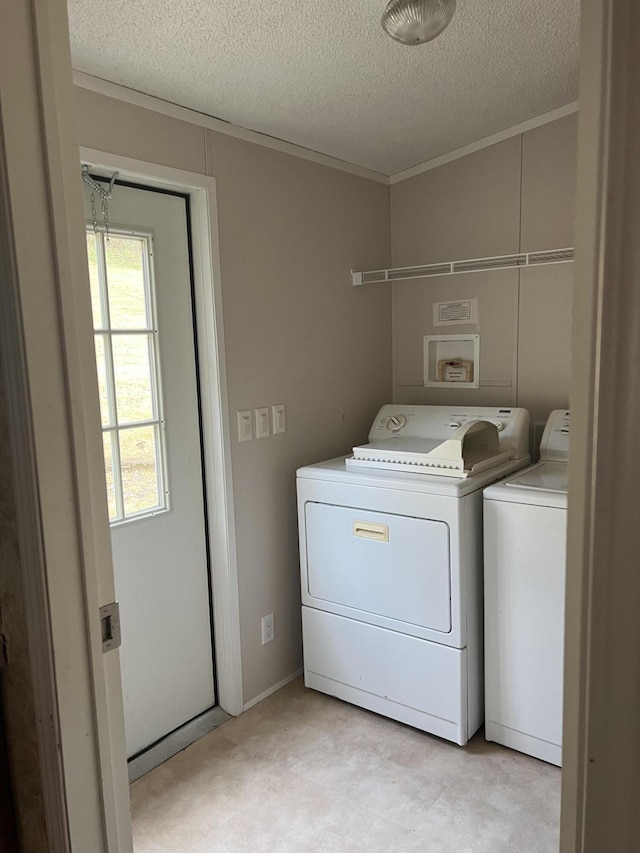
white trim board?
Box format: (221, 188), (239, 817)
(73, 71), (578, 187)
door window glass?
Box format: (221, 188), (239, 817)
(87, 229), (168, 523)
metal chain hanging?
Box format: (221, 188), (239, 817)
(81, 165), (118, 243)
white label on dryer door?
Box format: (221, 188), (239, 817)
(305, 502), (451, 633)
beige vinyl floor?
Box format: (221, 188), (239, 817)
(131, 677), (561, 852)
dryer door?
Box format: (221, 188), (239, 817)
(304, 502), (451, 633)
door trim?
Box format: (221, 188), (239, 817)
(562, 0), (640, 849)
(79, 147), (244, 718)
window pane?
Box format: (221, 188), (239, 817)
(94, 334), (112, 427)
(86, 232), (104, 329)
(105, 236), (149, 329)
(102, 431), (118, 521)
(120, 425), (161, 516)
(112, 334), (154, 424)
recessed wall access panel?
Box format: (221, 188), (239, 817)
(424, 334), (480, 389)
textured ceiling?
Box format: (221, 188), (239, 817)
(67, 0), (580, 176)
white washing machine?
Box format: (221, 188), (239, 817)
(483, 409), (570, 766)
(297, 405), (530, 746)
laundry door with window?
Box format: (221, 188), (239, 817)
(85, 180), (215, 759)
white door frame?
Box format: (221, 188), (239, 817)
(80, 147), (244, 720)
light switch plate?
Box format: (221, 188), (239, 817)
(272, 403), (286, 434)
(255, 407), (270, 439)
(237, 409), (253, 442)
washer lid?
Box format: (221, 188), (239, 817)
(506, 461), (568, 494)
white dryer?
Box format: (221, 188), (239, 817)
(297, 405), (530, 746)
(483, 409), (570, 766)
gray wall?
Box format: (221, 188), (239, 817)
(391, 114), (577, 430)
(74, 87), (392, 705)
(73, 89), (575, 707)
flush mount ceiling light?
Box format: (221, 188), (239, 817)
(381, 0), (456, 45)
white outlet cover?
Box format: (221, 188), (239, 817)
(261, 612), (274, 644)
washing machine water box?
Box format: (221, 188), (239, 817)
(297, 404), (531, 746)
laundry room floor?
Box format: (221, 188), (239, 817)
(130, 677), (560, 852)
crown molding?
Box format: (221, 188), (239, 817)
(389, 102), (579, 185)
(73, 72), (578, 188)
(72, 71), (390, 185)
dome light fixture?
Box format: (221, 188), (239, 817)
(381, 0), (456, 46)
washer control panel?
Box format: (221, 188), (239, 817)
(386, 414), (407, 432)
(540, 410), (570, 461)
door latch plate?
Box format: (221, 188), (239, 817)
(100, 601), (121, 653)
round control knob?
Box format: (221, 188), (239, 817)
(493, 421), (505, 432)
(387, 414), (406, 432)
(448, 421), (462, 430)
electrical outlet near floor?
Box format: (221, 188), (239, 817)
(261, 612), (274, 645)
